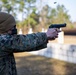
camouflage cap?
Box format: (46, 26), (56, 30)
(0, 12), (16, 33)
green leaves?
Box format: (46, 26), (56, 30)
(0, 0), (74, 31)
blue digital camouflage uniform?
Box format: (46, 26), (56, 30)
(0, 32), (48, 75)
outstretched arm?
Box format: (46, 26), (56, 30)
(0, 33), (48, 53)
(0, 28), (59, 53)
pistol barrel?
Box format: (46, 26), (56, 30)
(49, 23), (66, 28)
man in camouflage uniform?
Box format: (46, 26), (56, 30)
(0, 12), (59, 75)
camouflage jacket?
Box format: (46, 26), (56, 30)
(0, 32), (48, 75)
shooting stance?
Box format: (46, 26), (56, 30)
(0, 12), (60, 75)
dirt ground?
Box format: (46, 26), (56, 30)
(14, 52), (76, 75)
(14, 35), (76, 75)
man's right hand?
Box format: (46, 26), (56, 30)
(46, 28), (61, 40)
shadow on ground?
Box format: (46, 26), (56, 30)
(14, 52), (76, 75)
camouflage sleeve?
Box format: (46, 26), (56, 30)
(0, 32), (48, 53)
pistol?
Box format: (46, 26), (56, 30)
(49, 23), (66, 29)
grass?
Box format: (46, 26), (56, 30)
(14, 52), (76, 75)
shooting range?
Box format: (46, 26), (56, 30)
(1, 0), (76, 75)
(29, 30), (76, 64)
(18, 28), (76, 63)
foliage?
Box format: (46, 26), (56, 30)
(0, 0), (75, 33)
(48, 5), (73, 28)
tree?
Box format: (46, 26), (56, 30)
(39, 5), (51, 29)
(49, 5), (73, 28)
(0, 0), (18, 16)
(23, 0), (36, 28)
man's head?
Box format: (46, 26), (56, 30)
(0, 12), (17, 35)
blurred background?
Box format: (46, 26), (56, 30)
(0, 0), (76, 75)
(0, 0), (76, 35)
(0, 0), (76, 44)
